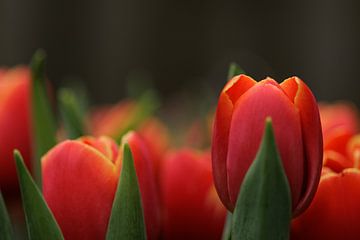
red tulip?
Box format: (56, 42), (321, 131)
(212, 75), (323, 216)
(137, 117), (170, 176)
(291, 124), (360, 239)
(161, 149), (226, 240)
(42, 133), (160, 240)
(0, 67), (32, 195)
(319, 103), (359, 155)
(291, 168), (360, 240)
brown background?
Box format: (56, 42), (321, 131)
(1, 0), (359, 108)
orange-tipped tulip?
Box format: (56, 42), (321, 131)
(319, 103), (359, 155)
(0, 67), (32, 194)
(42, 133), (160, 240)
(291, 169), (360, 240)
(161, 149), (226, 240)
(212, 75), (323, 216)
(292, 134), (360, 239)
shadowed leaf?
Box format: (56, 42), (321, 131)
(14, 150), (64, 240)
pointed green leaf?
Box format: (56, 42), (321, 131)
(14, 150), (64, 240)
(232, 118), (292, 240)
(106, 144), (146, 240)
(227, 62), (245, 80)
(30, 50), (57, 187)
(221, 212), (232, 240)
(58, 88), (86, 139)
(0, 191), (13, 240)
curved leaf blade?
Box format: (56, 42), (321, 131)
(232, 118), (292, 240)
(14, 150), (64, 240)
(106, 144), (146, 240)
(227, 62), (245, 80)
(0, 191), (13, 240)
(58, 88), (86, 139)
(30, 50), (57, 187)
(221, 212), (232, 240)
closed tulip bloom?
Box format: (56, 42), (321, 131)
(0, 67), (32, 194)
(212, 75), (323, 216)
(42, 133), (160, 240)
(161, 149), (226, 240)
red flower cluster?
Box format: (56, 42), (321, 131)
(2, 65), (359, 240)
(291, 103), (360, 240)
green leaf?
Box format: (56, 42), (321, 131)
(106, 144), (146, 240)
(30, 49), (57, 188)
(58, 88), (86, 139)
(14, 150), (64, 240)
(0, 191), (13, 240)
(115, 91), (159, 143)
(221, 212), (232, 240)
(232, 118), (292, 240)
(227, 62), (245, 80)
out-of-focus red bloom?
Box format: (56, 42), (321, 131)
(91, 100), (137, 138)
(91, 101), (170, 176)
(292, 133), (360, 240)
(42, 133), (160, 240)
(137, 117), (170, 176)
(212, 74), (323, 216)
(161, 149), (226, 240)
(0, 67), (32, 195)
(319, 103), (359, 155)
(291, 169), (360, 240)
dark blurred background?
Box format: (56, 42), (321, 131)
(1, 0), (360, 108)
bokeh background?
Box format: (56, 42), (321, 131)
(1, 0), (360, 109)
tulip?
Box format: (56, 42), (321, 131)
(137, 117), (170, 176)
(291, 128), (360, 239)
(319, 103), (359, 155)
(0, 67), (32, 195)
(291, 168), (360, 240)
(42, 133), (160, 240)
(161, 149), (226, 240)
(212, 75), (323, 216)
(91, 101), (170, 176)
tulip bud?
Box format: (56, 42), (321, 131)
(161, 149), (226, 239)
(212, 75), (323, 216)
(42, 133), (160, 240)
(0, 67), (32, 195)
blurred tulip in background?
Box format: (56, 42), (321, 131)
(0, 67), (32, 196)
(161, 149), (226, 240)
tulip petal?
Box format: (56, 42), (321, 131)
(42, 140), (119, 240)
(162, 149), (226, 240)
(291, 169), (360, 240)
(281, 77), (323, 216)
(212, 75), (256, 210)
(0, 68), (32, 194)
(227, 80), (304, 210)
(323, 150), (353, 173)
